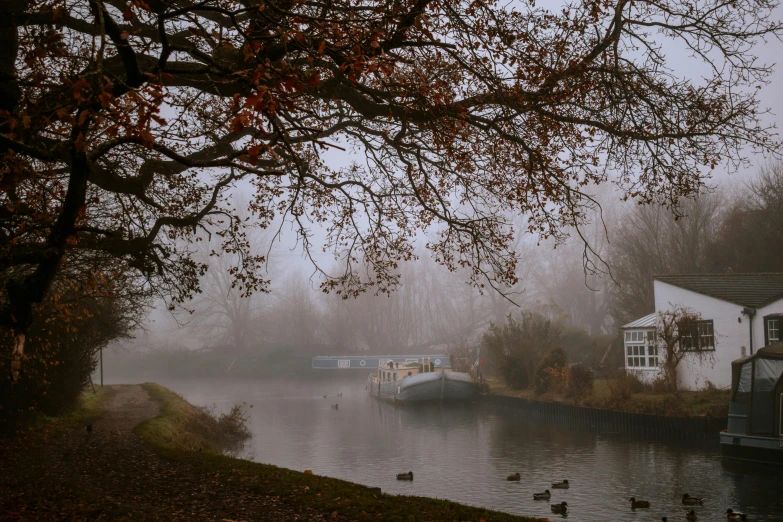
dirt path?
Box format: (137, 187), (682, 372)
(0, 385), (351, 521)
(94, 384), (160, 434)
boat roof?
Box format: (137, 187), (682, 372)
(732, 342), (783, 366)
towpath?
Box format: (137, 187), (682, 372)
(0, 385), (351, 521)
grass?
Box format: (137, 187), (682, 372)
(486, 376), (730, 417)
(137, 382), (250, 453)
(138, 383), (545, 522)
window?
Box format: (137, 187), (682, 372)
(680, 320), (715, 351)
(764, 315), (781, 346)
(624, 330), (657, 369)
(647, 344), (659, 368)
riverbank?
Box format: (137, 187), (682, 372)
(485, 377), (729, 418)
(0, 383), (543, 522)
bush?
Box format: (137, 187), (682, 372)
(567, 363), (593, 400)
(482, 311), (562, 390)
(606, 370), (645, 402)
(140, 383), (251, 454)
(534, 347), (568, 394)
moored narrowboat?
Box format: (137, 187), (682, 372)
(366, 358), (477, 403)
(720, 343), (783, 464)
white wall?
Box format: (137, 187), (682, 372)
(653, 281), (749, 390)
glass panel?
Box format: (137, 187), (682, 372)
(699, 320), (715, 350)
(649, 357), (656, 367)
(754, 358), (783, 392)
(628, 357), (633, 367)
(736, 361), (753, 400)
(625, 332), (631, 341)
(627, 346), (633, 355)
(768, 319), (779, 343)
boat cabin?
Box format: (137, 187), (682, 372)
(728, 343), (783, 437)
(373, 358), (446, 384)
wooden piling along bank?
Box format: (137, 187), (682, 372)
(481, 394), (726, 440)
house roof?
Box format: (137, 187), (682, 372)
(654, 273), (783, 308)
(621, 313), (657, 329)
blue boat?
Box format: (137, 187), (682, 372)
(366, 358), (477, 403)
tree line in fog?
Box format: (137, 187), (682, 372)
(123, 162), (783, 360)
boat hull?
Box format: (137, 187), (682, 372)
(367, 370), (477, 403)
(720, 432), (783, 465)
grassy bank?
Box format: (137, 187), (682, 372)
(137, 382), (250, 453)
(138, 384), (544, 522)
(486, 377), (729, 417)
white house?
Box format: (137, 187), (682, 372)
(621, 273), (783, 390)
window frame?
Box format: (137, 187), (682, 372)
(764, 314), (782, 346)
(624, 329), (659, 370)
(680, 319), (715, 352)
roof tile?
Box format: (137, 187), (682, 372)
(655, 273), (783, 308)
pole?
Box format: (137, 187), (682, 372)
(100, 346), (103, 387)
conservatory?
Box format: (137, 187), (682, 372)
(720, 342), (783, 463)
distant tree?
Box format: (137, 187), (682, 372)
(607, 194), (725, 327)
(446, 342), (476, 374)
(482, 311), (561, 390)
(2, 0), (780, 381)
(656, 306), (714, 392)
(708, 161), (783, 273)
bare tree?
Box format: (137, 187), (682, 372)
(708, 161), (783, 273)
(656, 306), (715, 392)
(608, 193), (725, 326)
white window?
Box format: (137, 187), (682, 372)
(767, 318), (779, 344)
(625, 330), (657, 369)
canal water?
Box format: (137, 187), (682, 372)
(153, 375), (783, 522)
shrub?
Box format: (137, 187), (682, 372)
(482, 311), (562, 390)
(534, 347), (568, 394)
(606, 370), (644, 402)
(567, 363), (594, 400)
(650, 375), (670, 394)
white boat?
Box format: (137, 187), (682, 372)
(366, 358), (477, 403)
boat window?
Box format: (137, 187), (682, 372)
(735, 361), (753, 402)
(754, 358), (783, 392)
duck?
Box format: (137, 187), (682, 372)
(630, 497), (651, 509)
(725, 509), (747, 521)
(533, 489), (551, 500)
(686, 510), (697, 521)
(550, 501), (568, 514)
(506, 472), (521, 481)
(551, 479), (569, 489)
(330, 404), (338, 410)
(396, 471), (413, 481)
(682, 493), (704, 505)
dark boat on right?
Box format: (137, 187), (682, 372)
(721, 343), (783, 464)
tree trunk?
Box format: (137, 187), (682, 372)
(10, 332), (25, 382)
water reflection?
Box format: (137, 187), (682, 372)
(154, 376), (783, 521)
